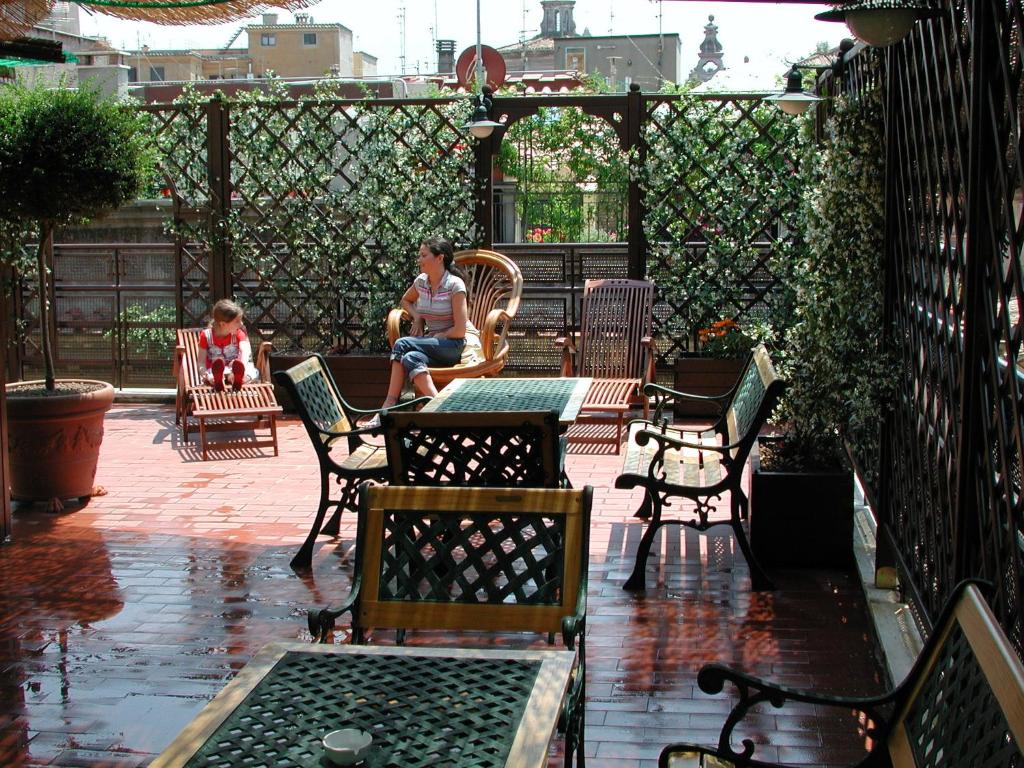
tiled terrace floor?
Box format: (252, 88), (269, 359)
(0, 405), (887, 767)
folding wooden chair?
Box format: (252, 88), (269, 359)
(557, 279), (657, 452)
(174, 327), (281, 461)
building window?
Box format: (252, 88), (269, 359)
(565, 49), (585, 72)
(261, 33), (276, 46)
(303, 32), (317, 46)
(127, 66), (137, 82)
(149, 66), (165, 82)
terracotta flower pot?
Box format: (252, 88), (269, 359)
(5, 380), (115, 507)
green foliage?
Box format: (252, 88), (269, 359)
(0, 83), (157, 388)
(162, 81), (476, 353)
(775, 86), (893, 469)
(104, 304), (177, 357)
(0, 84), (156, 226)
(497, 106), (628, 243)
(639, 97), (805, 354)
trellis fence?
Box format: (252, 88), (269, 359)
(819, 1), (1024, 658)
(9, 88), (804, 388)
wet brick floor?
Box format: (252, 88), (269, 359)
(0, 405), (887, 766)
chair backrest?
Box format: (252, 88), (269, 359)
(454, 249), (523, 353)
(576, 278), (655, 379)
(351, 484), (591, 639)
(887, 582), (1024, 767)
(381, 410), (562, 487)
(273, 354), (353, 448)
(177, 328), (207, 390)
(723, 344), (785, 461)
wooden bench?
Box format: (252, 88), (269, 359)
(380, 409), (568, 487)
(615, 345), (785, 591)
(272, 354), (428, 569)
(659, 581), (1024, 767)
(308, 483), (592, 767)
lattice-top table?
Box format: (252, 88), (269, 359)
(422, 377), (593, 426)
(150, 642), (576, 768)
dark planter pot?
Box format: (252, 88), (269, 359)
(750, 437), (856, 569)
(673, 354), (746, 417)
(5, 379), (115, 506)
(270, 353), (391, 411)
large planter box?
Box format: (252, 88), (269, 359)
(672, 355), (746, 417)
(270, 353), (391, 411)
(750, 437), (855, 569)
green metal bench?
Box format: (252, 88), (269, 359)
(272, 354), (427, 569)
(660, 581), (1024, 767)
(615, 345), (785, 591)
(381, 409), (569, 487)
(308, 483), (592, 767)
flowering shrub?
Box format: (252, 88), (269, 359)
(639, 96), (805, 359)
(773, 81), (894, 472)
(161, 79), (477, 353)
(525, 226), (554, 243)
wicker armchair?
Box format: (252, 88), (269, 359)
(386, 249), (523, 389)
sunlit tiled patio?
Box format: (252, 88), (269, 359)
(0, 405), (885, 767)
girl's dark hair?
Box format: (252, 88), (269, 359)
(421, 236), (469, 295)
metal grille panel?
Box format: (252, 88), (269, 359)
(185, 652), (538, 768)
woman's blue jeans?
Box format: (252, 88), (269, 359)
(391, 335), (464, 380)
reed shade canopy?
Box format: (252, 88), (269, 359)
(0, 0), (310, 39)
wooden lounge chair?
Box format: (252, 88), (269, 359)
(273, 354), (429, 569)
(309, 483), (591, 767)
(557, 278), (657, 452)
(386, 249), (523, 389)
(174, 327), (282, 461)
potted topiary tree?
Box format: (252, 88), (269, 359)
(0, 84), (155, 511)
(750, 84), (893, 571)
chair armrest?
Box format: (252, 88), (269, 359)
(480, 307), (511, 360)
(387, 307), (410, 348)
(174, 344), (185, 379)
(634, 426), (737, 454)
(682, 663), (896, 766)
(641, 336), (657, 387)
(555, 335), (577, 376)
(256, 341), (272, 383)
(643, 381), (732, 404)
(308, 590), (360, 643)
(561, 584), (587, 651)
(644, 381), (727, 424)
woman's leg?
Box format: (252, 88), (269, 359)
(411, 371), (437, 397)
(383, 360), (406, 407)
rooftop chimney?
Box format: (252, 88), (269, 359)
(261, 13), (278, 26)
(436, 39), (455, 75)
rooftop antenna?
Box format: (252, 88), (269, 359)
(608, 0), (614, 34)
(398, 4), (407, 74)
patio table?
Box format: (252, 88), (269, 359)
(150, 642), (577, 768)
(421, 377), (593, 427)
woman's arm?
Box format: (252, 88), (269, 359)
(435, 291), (468, 340)
(400, 285), (424, 336)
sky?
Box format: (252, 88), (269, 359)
(76, 0), (843, 81)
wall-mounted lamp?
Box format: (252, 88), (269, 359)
(815, 1), (942, 47)
(764, 68), (823, 116)
(463, 86), (502, 139)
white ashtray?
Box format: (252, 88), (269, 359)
(323, 728), (373, 766)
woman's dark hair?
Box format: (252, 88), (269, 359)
(421, 236), (469, 294)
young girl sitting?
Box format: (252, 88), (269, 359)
(197, 299), (260, 392)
